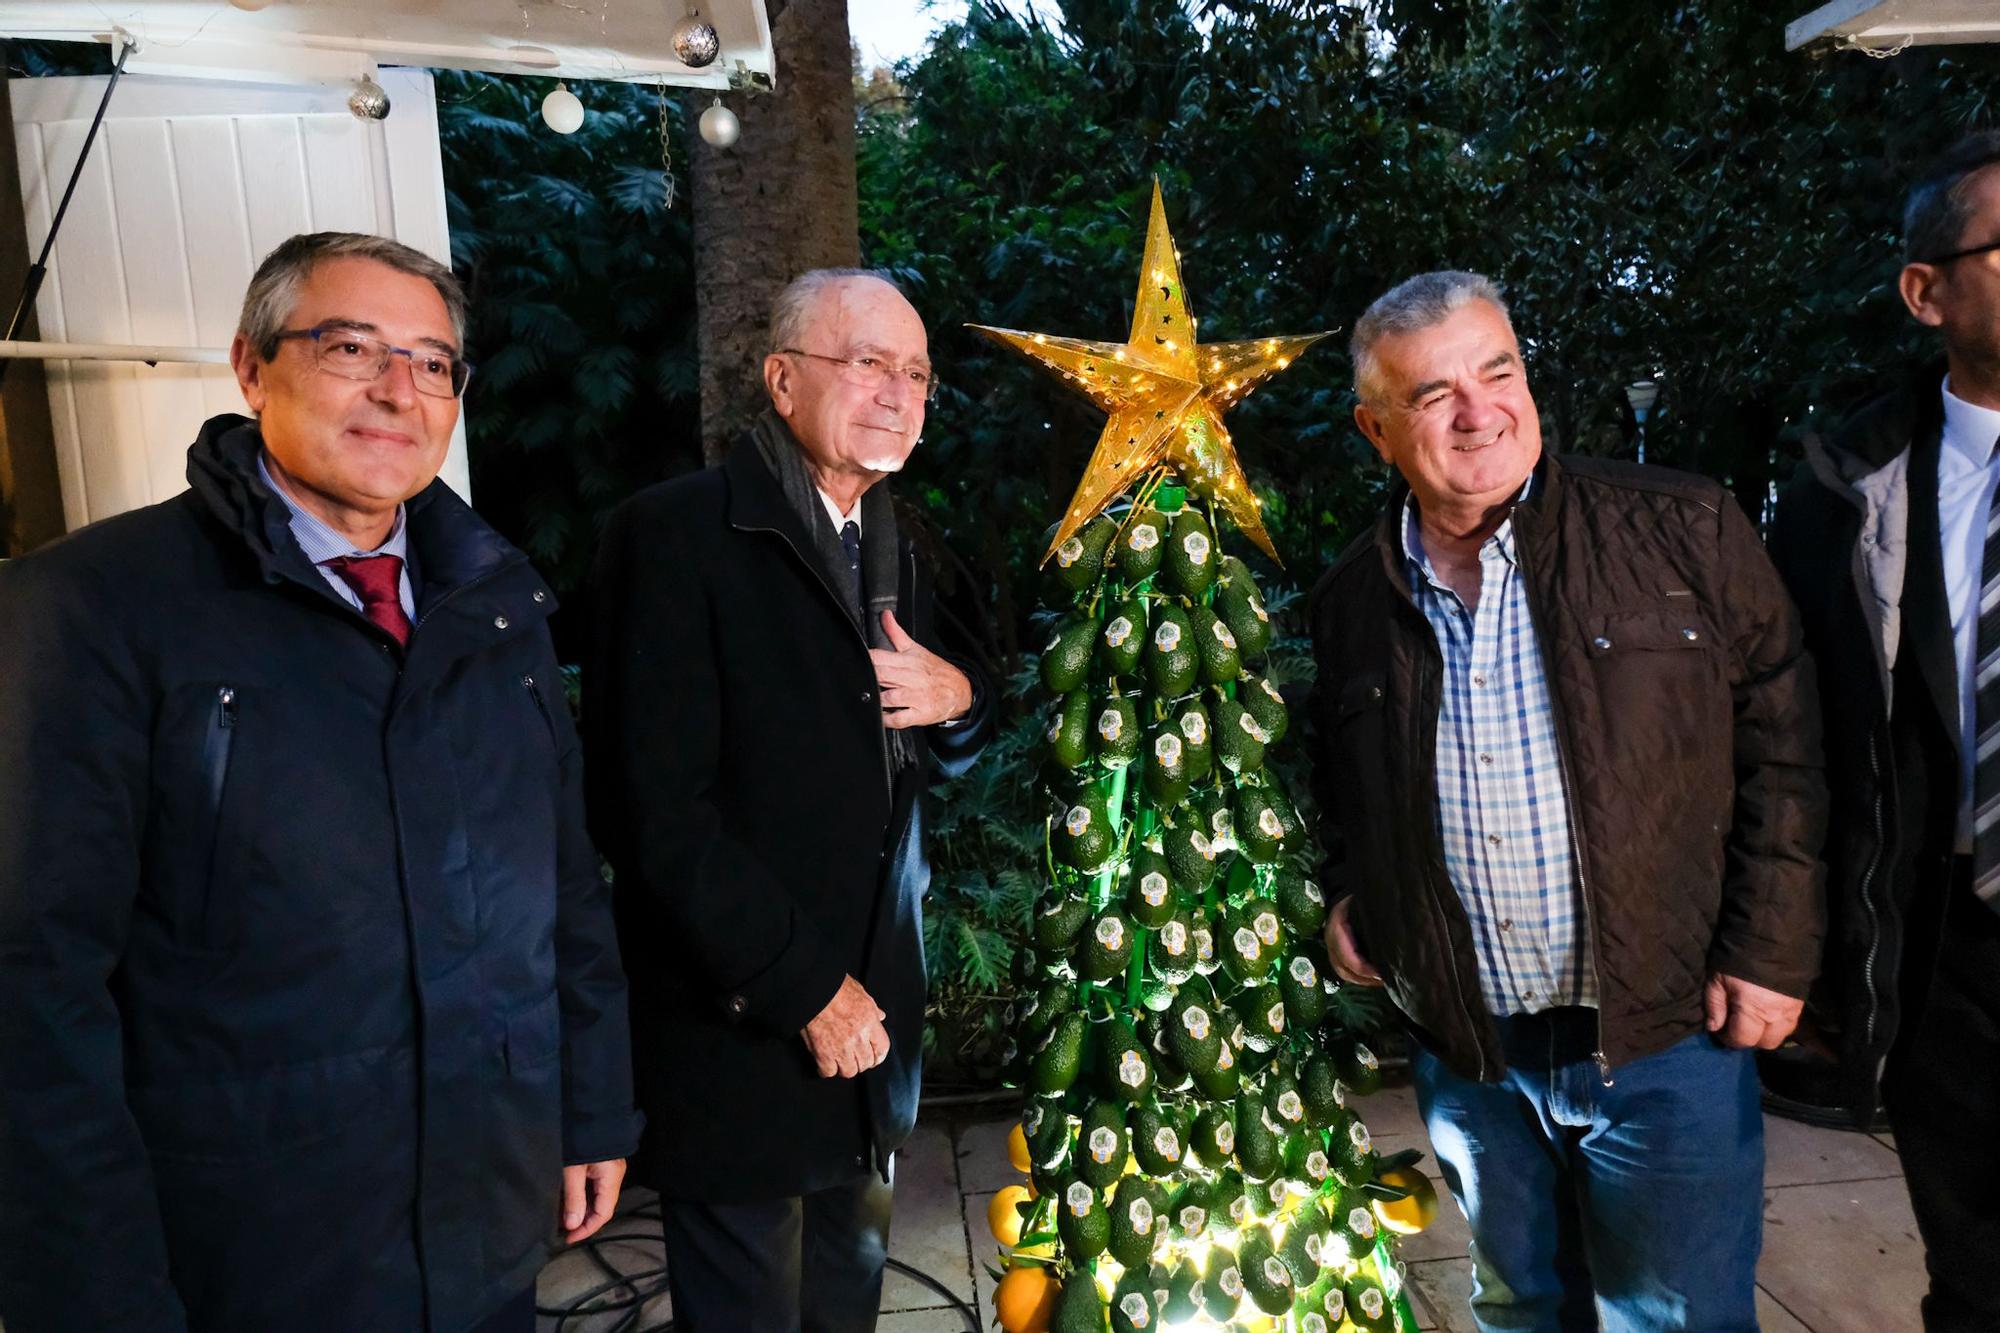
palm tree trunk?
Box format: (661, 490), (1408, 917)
(689, 0), (860, 465)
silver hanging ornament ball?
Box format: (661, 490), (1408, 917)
(671, 12), (721, 69)
(698, 98), (739, 148)
(541, 82), (585, 134)
(348, 74), (391, 121)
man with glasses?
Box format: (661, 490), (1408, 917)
(0, 232), (638, 1332)
(587, 268), (991, 1331)
(1772, 130), (2000, 1332)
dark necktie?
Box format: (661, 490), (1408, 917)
(840, 520), (863, 608)
(1974, 461), (2000, 912)
(322, 554), (412, 649)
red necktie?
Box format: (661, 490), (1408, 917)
(322, 554), (412, 648)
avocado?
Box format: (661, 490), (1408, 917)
(1300, 1051), (1346, 1127)
(1142, 722), (1193, 808)
(1337, 1036), (1385, 1097)
(1328, 1107), (1379, 1186)
(1161, 819), (1222, 891)
(1041, 614), (1099, 694)
(1189, 1036), (1240, 1100)
(1281, 1204), (1335, 1286)
(1229, 982), (1287, 1053)
(1049, 514), (1118, 597)
(1108, 1177), (1170, 1269)
(1149, 908), (1197, 984)
(1098, 1023), (1155, 1102)
(1189, 605), (1242, 685)
(1162, 508), (1217, 599)
(1191, 1103), (1236, 1170)
(1145, 602), (1198, 698)
(1047, 688), (1092, 770)
(1215, 554), (1273, 660)
(1263, 1066), (1309, 1131)
(1273, 869), (1327, 937)
(1055, 790), (1115, 872)
(1234, 1099), (1282, 1181)
(1026, 1095), (1074, 1169)
(1113, 506), (1168, 584)
(1198, 1243), (1244, 1323)
(1018, 977), (1078, 1045)
(1108, 1267), (1159, 1333)
(1192, 784), (1234, 851)
(1343, 1271), (1393, 1332)
(1166, 986), (1223, 1077)
(1055, 1186), (1110, 1264)
(1241, 672), (1289, 743)
(1098, 596), (1148, 676)
(1221, 898), (1282, 983)
(1210, 697), (1270, 774)
(1239, 1224), (1295, 1314)
(1093, 691), (1141, 769)
(1171, 697), (1214, 781)
(1074, 1099), (1130, 1189)
(1278, 952), (1331, 1030)
(1130, 1102), (1186, 1175)
(1077, 907), (1137, 982)
(1232, 784), (1287, 864)
(1030, 1012), (1088, 1094)
(1032, 892), (1092, 951)
(1126, 842), (1178, 927)
(1162, 1258), (1202, 1322)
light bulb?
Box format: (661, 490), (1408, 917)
(541, 83), (585, 134)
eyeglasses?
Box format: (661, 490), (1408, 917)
(273, 326), (473, 399)
(779, 347), (938, 403)
(1920, 237), (2000, 267)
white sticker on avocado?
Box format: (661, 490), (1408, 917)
(1089, 1126), (1119, 1164)
(1356, 1044), (1379, 1070)
(1141, 872), (1171, 907)
(1128, 523), (1159, 552)
(1306, 1150), (1330, 1180)
(1104, 615), (1134, 648)
(1190, 831), (1216, 861)
(1261, 677), (1284, 703)
(1128, 1197), (1155, 1233)
(1160, 921), (1188, 955)
(1277, 1091), (1304, 1122)
(1154, 733), (1183, 766)
(1304, 1231), (1326, 1265)
(1215, 1043), (1235, 1071)
(1325, 1288), (1347, 1319)
(1066, 1181), (1095, 1215)
(1046, 717), (1063, 742)
(1097, 709), (1125, 742)
(1153, 1128), (1181, 1160)
(1153, 621), (1183, 652)
(1241, 714), (1271, 743)
(1234, 927), (1261, 960)
(1180, 1205), (1206, 1233)
(1251, 597), (1269, 623)
(1218, 1266), (1243, 1298)
(1254, 912), (1281, 945)
(1180, 711), (1208, 745)
(1119, 1050), (1147, 1088)
(1193, 927), (1214, 961)
(1066, 806), (1093, 836)
(1350, 1121), (1373, 1153)
(1349, 1206), (1376, 1239)
(1360, 1288), (1385, 1319)
(1119, 1293), (1151, 1327)
(1041, 897), (1069, 917)
(1291, 956), (1319, 986)
(1307, 881), (1324, 904)
(1265, 1258), (1292, 1288)
(1229, 1193), (1249, 1223)
(1215, 1120), (1236, 1153)
(1211, 620), (1237, 650)
(1267, 1178), (1290, 1207)
(1096, 917), (1125, 950)
(1266, 1002), (1286, 1032)
(1056, 536), (1085, 568)
(1182, 1006), (1212, 1040)
(1258, 808), (1284, 838)
(1303, 1314), (1329, 1333)
(1024, 1103), (1044, 1133)
(1210, 808), (1234, 837)
(1184, 532), (1212, 565)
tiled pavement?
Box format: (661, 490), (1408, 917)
(535, 1081), (1928, 1331)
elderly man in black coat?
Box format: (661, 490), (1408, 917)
(587, 268), (992, 1332)
(0, 233), (639, 1333)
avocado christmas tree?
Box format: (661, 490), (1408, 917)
(973, 184), (1435, 1333)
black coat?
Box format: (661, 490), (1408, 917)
(585, 441), (991, 1203)
(0, 417), (640, 1333)
(1769, 368), (1963, 1120)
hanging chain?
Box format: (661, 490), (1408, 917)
(658, 81), (679, 210)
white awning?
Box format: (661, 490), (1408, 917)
(1789, 0), (2000, 52)
(0, 0), (773, 90)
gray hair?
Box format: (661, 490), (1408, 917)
(238, 232), (468, 360)
(1905, 131), (2000, 264)
(1350, 270), (1511, 405)
(767, 267), (906, 356)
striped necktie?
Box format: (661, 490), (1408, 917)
(1973, 473), (2000, 910)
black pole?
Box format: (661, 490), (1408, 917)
(0, 39), (133, 383)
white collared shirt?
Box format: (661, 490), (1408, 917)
(1936, 375), (2000, 851)
(818, 488), (861, 535)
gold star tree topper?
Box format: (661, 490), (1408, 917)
(971, 181), (1329, 564)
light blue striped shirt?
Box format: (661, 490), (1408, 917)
(256, 450), (417, 620)
(1404, 489), (1597, 1016)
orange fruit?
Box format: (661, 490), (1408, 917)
(988, 1184), (1035, 1246)
(1372, 1164), (1440, 1235)
(993, 1263), (1059, 1332)
(1007, 1122), (1033, 1173)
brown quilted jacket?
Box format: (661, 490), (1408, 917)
(1306, 451), (1828, 1081)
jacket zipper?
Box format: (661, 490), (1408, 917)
(1509, 520), (1614, 1085)
(205, 686), (237, 812)
(1858, 726), (1888, 1050)
(522, 674), (558, 744)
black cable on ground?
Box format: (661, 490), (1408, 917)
(536, 1198), (981, 1332)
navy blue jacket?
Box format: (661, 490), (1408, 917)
(0, 417), (639, 1332)
(586, 441), (992, 1202)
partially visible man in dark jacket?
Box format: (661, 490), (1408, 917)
(1309, 271), (1825, 1332)
(587, 268), (991, 1333)
(0, 232), (639, 1333)
(1770, 132), (2000, 1333)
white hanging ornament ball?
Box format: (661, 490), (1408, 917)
(228, 0), (276, 10)
(671, 12), (721, 69)
(541, 83), (585, 134)
(348, 74), (391, 121)
(698, 98), (740, 149)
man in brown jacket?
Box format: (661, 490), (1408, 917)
(1308, 271), (1826, 1332)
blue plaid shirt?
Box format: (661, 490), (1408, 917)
(1403, 490), (1598, 1016)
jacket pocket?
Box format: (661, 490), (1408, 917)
(522, 673), (561, 753)
(198, 685), (238, 942)
(1583, 606), (1719, 657)
(1334, 672), (1388, 722)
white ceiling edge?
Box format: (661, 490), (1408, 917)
(1789, 0), (2000, 52)
(0, 1), (776, 89)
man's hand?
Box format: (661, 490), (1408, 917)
(803, 974), (891, 1078)
(870, 611), (973, 730)
(561, 1158), (626, 1245)
(1322, 897), (1385, 987)
(1704, 972), (1803, 1050)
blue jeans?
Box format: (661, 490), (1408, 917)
(1413, 1008), (1763, 1333)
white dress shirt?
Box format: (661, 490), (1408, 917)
(1935, 375), (2000, 851)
